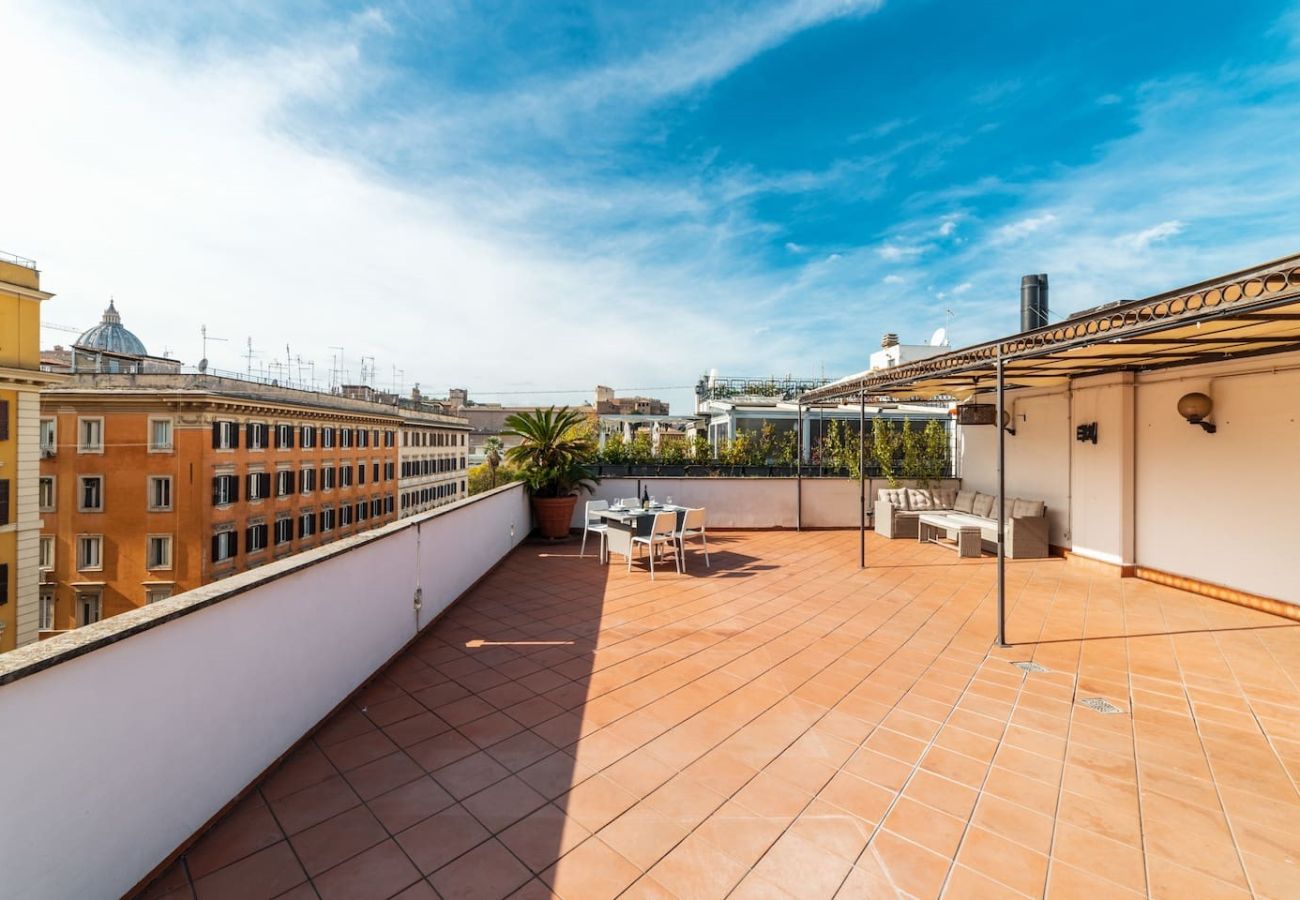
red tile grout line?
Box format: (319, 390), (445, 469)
(1119, 566), (1154, 899)
(1155, 589), (1260, 894)
(932, 544), (1069, 898)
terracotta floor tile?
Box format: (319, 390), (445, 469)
(463, 776), (549, 833)
(268, 774), (362, 836)
(498, 803), (592, 873)
(159, 533), (1300, 900)
(646, 832), (749, 900)
(343, 750), (425, 801)
(185, 793), (284, 879)
(396, 805), (492, 875)
(313, 839), (422, 900)
(434, 751), (513, 799)
(192, 841), (306, 900)
(368, 777), (455, 833)
(543, 836), (642, 900)
(429, 838), (533, 900)
(288, 805), (388, 876)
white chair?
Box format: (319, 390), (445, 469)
(581, 500), (609, 560)
(630, 511), (678, 579)
(674, 507), (709, 571)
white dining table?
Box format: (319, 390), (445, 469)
(599, 505), (686, 565)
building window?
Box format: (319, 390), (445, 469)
(39, 535), (54, 571)
(212, 420), (239, 450)
(319, 507), (335, 532)
(246, 522), (269, 553)
(149, 418), (173, 452)
(356, 500), (367, 522)
(246, 422), (269, 450)
(148, 476), (172, 511)
(212, 473), (238, 506)
(146, 586), (173, 604)
(357, 462), (366, 485)
(275, 423), (294, 449)
(299, 509), (316, 537)
(212, 529), (237, 563)
(275, 516), (294, 545)
(340, 427), (353, 449)
(79, 476), (104, 512)
(78, 417), (104, 453)
(372, 462), (380, 482)
(322, 466), (336, 491)
(40, 418), (57, 454)
(247, 471), (270, 501)
(39, 476), (56, 512)
(300, 425), (317, 449)
(299, 467), (316, 494)
(147, 535), (173, 570)
(77, 535), (103, 571)
(276, 469), (294, 497)
(39, 588), (55, 630)
(76, 591), (101, 626)
(340, 463), (353, 487)
(322, 426), (335, 449)
(340, 504), (352, 527)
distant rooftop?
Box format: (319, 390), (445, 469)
(0, 249), (38, 270)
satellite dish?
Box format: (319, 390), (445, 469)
(929, 328), (948, 347)
(198, 358), (208, 373)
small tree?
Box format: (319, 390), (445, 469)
(917, 419), (950, 487)
(899, 419), (922, 482)
(601, 432), (628, 464)
(628, 432), (653, 464)
(690, 433), (713, 463)
(660, 439), (687, 464)
(871, 418), (901, 487)
(777, 429), (798, 466)
(483, 436), (504, 489)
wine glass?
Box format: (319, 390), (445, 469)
(666, 495), (673, 507)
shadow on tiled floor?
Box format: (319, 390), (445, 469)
(139, 531), (1300, 899)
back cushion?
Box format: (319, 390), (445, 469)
(879, 488), (907, 509)
(953, 490), (976, 513)
(1013, 498), (1046, 518)
(906, 488), (931, 510)
(932, 488), (956, 508)
(972, 493), (995, 518)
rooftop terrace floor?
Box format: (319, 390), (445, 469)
(142, 531), (1300, 899)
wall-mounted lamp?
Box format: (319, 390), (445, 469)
(1001, 410), (1016, 436)
(1177, 392), (1217, 434)
(1076, 423), (1098, 444)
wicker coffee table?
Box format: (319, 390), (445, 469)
(917, 513), (983, 558)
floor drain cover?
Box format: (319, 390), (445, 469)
(1012, 661), (1049, 673)
(1079, 697), (1124, 715)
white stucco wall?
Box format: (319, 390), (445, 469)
(0, 483), (529, 900)
(958, 352), (1300, 605)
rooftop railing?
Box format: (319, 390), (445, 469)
(0, 249), (38, 269)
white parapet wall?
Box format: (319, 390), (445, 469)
(0, 483), (529, 900)
(570, 477), (962, 529)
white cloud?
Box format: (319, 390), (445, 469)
(991, 213), (1057, 243)
(0, 1), (829, 412)
(784, 241), (807, 253)
(937, 219), (957, 237)
(1117, 220), (1183, 251)
(952, 281), (973, 295)
(877, 243), (926, 261)
(882, 274), (904, 284)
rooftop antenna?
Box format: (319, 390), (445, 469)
(328, 346), (344, 392)
(392, 365), (404, 393)
(200, 324), (228, 373)
(362, 355), (375, 387)
(243, 337), (258, 377)
(945, 308), (955, 344)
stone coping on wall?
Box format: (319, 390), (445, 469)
(0, 483), (526, 688)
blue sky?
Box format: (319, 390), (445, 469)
(4, 0), (1300, 410)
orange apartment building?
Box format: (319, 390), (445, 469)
(37, 376), (411, 631)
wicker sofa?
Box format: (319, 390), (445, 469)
(875, 487), (1050, 558)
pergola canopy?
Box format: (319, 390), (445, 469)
(802, 252), (1300, 403)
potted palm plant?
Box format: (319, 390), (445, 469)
(504, 407), (598, 539)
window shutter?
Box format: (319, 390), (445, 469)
(246, 525), (254, 548)
(288, 470), (296, 493)
(245, 423), (255, 445)
(212, 476), (220, 505)
(0, 400), (9, 441)
(212, 422), (221, 448)
(211, 534), (220, 560)
(231, 422), (240, 449)
(0, 480), (8, 526)
(286, 426), (295, 449)
(262, 473), (271, 496)
(230, 531), (238, 556)
(373, 463), (379, 481)
(231, 475), (240, 503)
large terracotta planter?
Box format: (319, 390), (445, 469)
(531, 495), (578, 539)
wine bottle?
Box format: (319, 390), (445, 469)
(641, 487), (650, 509)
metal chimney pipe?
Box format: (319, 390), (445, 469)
(1020, 274), (1049, 331)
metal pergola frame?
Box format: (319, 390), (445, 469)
(796, 252), (1300, 645)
